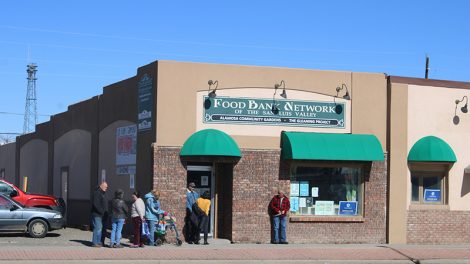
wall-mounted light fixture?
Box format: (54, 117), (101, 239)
(453, 96), (468, 125)
(336, 84), (350, 100)
(274, 80), (287, 99)
(207, 80), (218, 98)
(333, 83), (351, 115)
(272, 80), (287, 114)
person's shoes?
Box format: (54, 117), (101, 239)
(280, 241), (289, 244)
(187, 241), (194, 244)
(91, 244), (102, 248)
(194, 240), (200, 245)
(203, 241), (209, 245)
(271, 241), (279, 244)
(114, 244), (124, 248)
(139, 244), (145, 248)
(109, 244), (115, 248)
(129, 245), (139, 248)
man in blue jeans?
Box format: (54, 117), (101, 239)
(91, 181), (108, 247)
(269, 189), (290, 244)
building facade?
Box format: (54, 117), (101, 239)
(0, 60), (468, 244)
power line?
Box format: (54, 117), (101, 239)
(0, 25), (418, 56)
(0, 111), (50, 117)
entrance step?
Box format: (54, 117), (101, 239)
(207, 238), (231, 245)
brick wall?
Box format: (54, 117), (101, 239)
(153, 146), (187, 243)
(407, 209), (470, 244)
(232, 150), (388, 244)
(154, 146), (388, 244)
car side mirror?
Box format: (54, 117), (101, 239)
(10, 204), (19, 211)
(10, 190), (18, 197)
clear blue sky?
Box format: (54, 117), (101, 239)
(1, 1), (469, 137)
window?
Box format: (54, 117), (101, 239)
(0, 182), (14, 195)
(290, 163), (365, 216)
(0, 195), (12, 210)
(409, 163), (449, 205)
(411, 172), (446, 204)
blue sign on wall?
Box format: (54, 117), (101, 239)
(424, 189), (441, 202)
(338, 201), (357, 215)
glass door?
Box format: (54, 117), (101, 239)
(187, 165), (215, 237)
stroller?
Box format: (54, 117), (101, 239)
(155, 212), (183, 246)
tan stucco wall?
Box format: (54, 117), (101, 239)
(351, 72), (387, 149)
(408, 84), (470, 210)
(19, 139), (48, 194)
(99, 120), (135, 201)
(389, 82), (409, 244)
(0, 142), (16, 183)
(53, 129), (91, 200)
(156, 61), (387, 149)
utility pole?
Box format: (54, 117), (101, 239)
(23, 63), (38, 134)
(425, 55), (430, 79)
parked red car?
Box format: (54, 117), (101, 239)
(0, 179), (66, 216)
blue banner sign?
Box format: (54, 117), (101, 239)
(203, 96), (345, 128)
(424, 189), (441, 202)
(138, 74), (153, 131)
(338, 201), (357, 215)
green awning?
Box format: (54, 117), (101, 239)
(408, 136), (456, 162)
(281, 132), (384, 161)
(180, 129), (241, 157)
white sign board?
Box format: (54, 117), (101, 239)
(116, 125), (137, 174)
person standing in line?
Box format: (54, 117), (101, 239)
(91, 181), (108, 247)
(195, 191), (211, 245)
(109, 189), (129, 248)
(269, 188), (290, 244)
(185, 182), (199, 244)
(144, 189), (162, 246)
(130, 190), (145, 248)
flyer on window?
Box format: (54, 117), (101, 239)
(290, 196), (299, 212)
(299, 181), (309, 196)
(290, 181), (300, 196)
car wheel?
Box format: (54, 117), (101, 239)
(28, 219), (48, 238)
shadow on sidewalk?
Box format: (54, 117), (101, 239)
(70, 240), (93, 247)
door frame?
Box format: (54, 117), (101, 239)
(186, 164), (215, 238)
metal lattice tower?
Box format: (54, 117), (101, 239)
(23, 63), (38, 134)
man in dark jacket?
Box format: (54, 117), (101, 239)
(269, 189), (290, 244)
(91, 181), (108, 247)
(185, 182), (199, 244)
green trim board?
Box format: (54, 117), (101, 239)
(408, 136), (456, 162)
(281, 132), (384, 161)
(180, 129), (241, 157)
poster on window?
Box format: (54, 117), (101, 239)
(311, 187), (319, 197)
(116, 124), (137, 174)
(290, 181), (299, 196)
(299, 181), (309, 196)
(290, 196), (299, 212)
(201, 176), (209, 186)
(424, 189), (441, 202)
(314, 200), (335, 215)
(338, 201), (357, 215)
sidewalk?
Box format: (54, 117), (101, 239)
(1, 243), (470, 263)
(1, 228), (470, 263)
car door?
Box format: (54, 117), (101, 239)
(0, 195), (24, 231)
